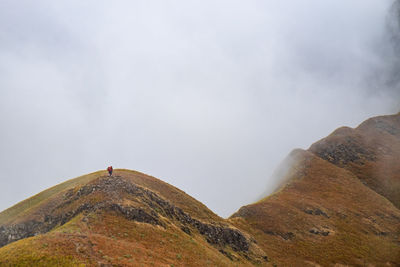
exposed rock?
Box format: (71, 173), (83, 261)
(0, 176), (250, 253)
(309, 228), (330, 236)
(311, 141), (376, 166)
(109, 203), (162, 226)
(263, 230), (295, 240)
(304, 208), (330, 218)
(0, 221), (43, 247)
(218, 249), (234, 260)
(180, 225), (191, 235)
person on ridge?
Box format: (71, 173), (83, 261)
(107, 166), (113, 176)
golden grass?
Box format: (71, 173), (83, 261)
(115, 169), (223, 223)
(0, 169), (263, 266)
(0, 171), (104, 225)
(230, 150), (400, 266)
(0, 211), (257, 267)
(2, 113), (399, 266)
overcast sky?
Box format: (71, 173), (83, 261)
(0, 0), (399, 217)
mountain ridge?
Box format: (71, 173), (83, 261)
(1, 113), (399, 266)
(0, 170), (268, 266)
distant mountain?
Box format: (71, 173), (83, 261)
(1, 114), (399, 266)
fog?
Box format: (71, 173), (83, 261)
(0, 0), (399, 217)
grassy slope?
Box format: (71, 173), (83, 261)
(114, 169), (222, 223)
(0, 170), (263, 266)
(0, 169), (222, 226)
(230, 149), (400, 266)
(0, 212), (247, 267)
(1, 113), (399, 266)
(309, 113), (400, 208)
(0, 171), (103, 226)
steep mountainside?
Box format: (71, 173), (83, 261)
(309, 113), (400, 209)
(230, 113), (400, 266)
(0, 113), (399, 266)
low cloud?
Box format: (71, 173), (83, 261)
(0, 0), (398, 217)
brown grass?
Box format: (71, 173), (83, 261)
(0, 211), (258, 267)
(230, 149), (400, 266)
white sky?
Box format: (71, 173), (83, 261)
(0, 0), (399, 217)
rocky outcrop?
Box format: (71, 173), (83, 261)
(263, 230), (295, 240)
(309, 228), (330, 236)
(304, 208), (330, 218)
(0, 221), (43, 247)
(0, 176), (250, 253)
(310, 138), (376, 166)
(309, 113), (400, 209)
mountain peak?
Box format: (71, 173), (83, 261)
(0, 170), (268, 266)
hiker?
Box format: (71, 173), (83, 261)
(107, 166), (113, 176)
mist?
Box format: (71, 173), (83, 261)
(0, 0), (399, 217)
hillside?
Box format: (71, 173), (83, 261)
(230, 113), (400, 266)
(0, 113), (399, 266)
(309, 113), (400, 209)
(0, 170), (268, 266)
